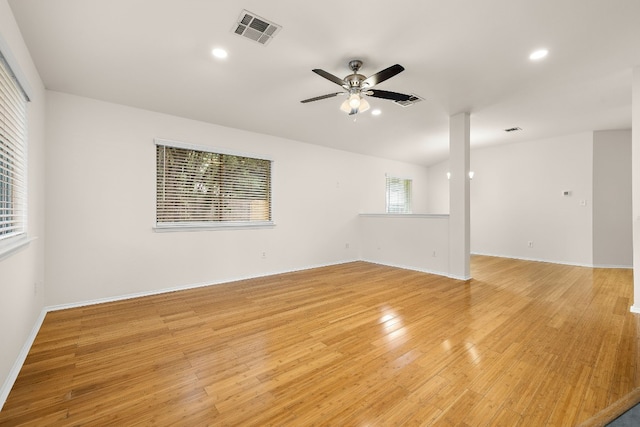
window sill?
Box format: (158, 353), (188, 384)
(0, 235), (36, 261)
(359, 213), (449, 219)
(153, 221), (276, 232)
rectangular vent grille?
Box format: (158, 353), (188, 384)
(233, 10), (281, 45)
(504, 127), (522, 132)
(393, 94), (424, 107)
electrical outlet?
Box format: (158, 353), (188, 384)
(261, 252), (267, 259)
(432, 251), (437, 257)
(345, 243), (350, 249)
(527, 241), (534, 248)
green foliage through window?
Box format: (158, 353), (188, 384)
(156, 143), (272, 226)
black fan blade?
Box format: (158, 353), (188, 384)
(312, 69), (347, 87)
(301, 92), (343, 103)
(363, 64), (404, 87)
(367, 89), (413, 102)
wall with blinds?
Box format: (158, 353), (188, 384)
(155, 142), (272, 228)
(0, 52), (28, 242)
(43, 91), (430, 306)
(0, 0), (47, 410)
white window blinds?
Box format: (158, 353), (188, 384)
(386, 176), (412, 214)
(156, 141), (272, 228)
(0, 52), (28, 241)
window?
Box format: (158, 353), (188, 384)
(0, 51), (28, 244)
(386, 176), (412, 213)
(155, 140), (272, 229)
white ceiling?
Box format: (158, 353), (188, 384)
(8, 0), (640, 166)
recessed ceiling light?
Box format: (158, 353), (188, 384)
(212, 48), (228, 59)
(371, 109), (381, 116)
(529, 49), (548, 61)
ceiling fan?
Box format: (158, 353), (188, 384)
(301, 60), (413, 115)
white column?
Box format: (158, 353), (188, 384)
(632, 67), (640, 313)
(449, 112), (471, 280)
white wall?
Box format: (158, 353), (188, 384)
(428, 132), (596, 266)
(428, 130), (635, 268)
(593, 130), (632, 267)
(470, 132), (594, 265)
(359, 214), (449, 275)
(426, 160), (450, 215)
(632, 67), (640, 313)
(44, 91), (430, 306)
(0, 0), (46, 406)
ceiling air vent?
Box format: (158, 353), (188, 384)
(504, 127), (522, 133)
(393, 94), (424, 107)
(233, 10), (281, 45)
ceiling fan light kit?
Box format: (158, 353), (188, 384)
(301, 59), (415, 115)
(340, 93), (370, 114)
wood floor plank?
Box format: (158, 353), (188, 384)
(0, 257), (638, 426)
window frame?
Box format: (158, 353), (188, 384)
(0, 47), (30, 259)
(385, 175), (413, 214)
(154, 138), (275, 232)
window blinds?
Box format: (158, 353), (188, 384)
(156, 143), (272, 227)
(386, 176), (412, 214)
(0, 52), (28, 240)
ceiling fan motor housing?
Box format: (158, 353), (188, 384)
(344, 73), (366, 89)
(346, 60), (366, 89)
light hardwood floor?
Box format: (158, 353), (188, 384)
(0, 256), (638, 426)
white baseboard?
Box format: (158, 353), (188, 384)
(46, 279), (225, 312)
(360, 259), (453, 279)
(47, 259), (360, 312)
(447, 273), (473, 281)
(631, 306), (640, 315)
(0, 308), (47, 411)
(471, 252), (596, 268)
(472, 252), (632, 269)
(592, 263), (633, 269)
